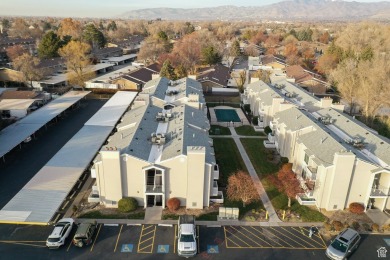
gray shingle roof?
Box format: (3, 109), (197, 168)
(316, 108), (390, 166)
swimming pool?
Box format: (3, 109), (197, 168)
(214, 109), (241, 122)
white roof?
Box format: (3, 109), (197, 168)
(0, 91), (90, 158)
(104, 54), (137, 63)
(85, 91), (137, 127)
(0, 91), (137, 224)
(0, 99), (36, 110)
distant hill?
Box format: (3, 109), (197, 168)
(120, 0), (390, 21)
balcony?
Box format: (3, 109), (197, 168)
(212, 181), (218, 197)
(213, 164), (220, 180)
(264, 140), (276, 148)
(145, 185), (164, 193)
(297, 175), (315, 197)
(268, 133), (275, 143)
(370, 185), (390, 197)
(269, 121), (277, 130)
(307, 166), (318, 175)
(210, 191), (224, 203)
(88, 185), (100, 203)
(296, 193), (316, 206)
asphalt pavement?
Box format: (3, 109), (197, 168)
(0, 222), (386, 259)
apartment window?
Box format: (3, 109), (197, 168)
(192, 202), (197, 207)
(333, 205), (337, 210)
(304, 153), (309, 164)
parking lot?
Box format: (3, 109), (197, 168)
(0, 223), (330, 259)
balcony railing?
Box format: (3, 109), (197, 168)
(213, 164), (219, 180)
(307, 166), (318, 175)
(296, 193), (316, 206)
(370, 185), (389, 197)
(145, 185), (164, 193)
(268, 133), (275, 143)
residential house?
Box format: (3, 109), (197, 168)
(285, 65), (328, 94)
(91, 77), (221, 209)
(261, 55), (286, 70)
(196, 64), (230, 92)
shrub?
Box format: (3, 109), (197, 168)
(332, 221), (343, 231)
(118, 197), (138, 212)
(372, 223), (380, 232)
(324, 222), (332, 231)
(362, 223), (371, 231)
(252, 116), (258, 125)
(349, 202), (364, 214)
(167, 198), (180, 212)
(352, 221), (360, 230)
(264, 126), (272, 135)
(280, 157), (289, 164)
(244, 104), (251, 113)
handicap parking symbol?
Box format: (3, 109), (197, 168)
(121, 244), (133, 252)
(207, 245), (219, 254)
(157, 245), (169, 253)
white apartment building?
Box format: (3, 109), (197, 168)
(242, 80), (390, 212)
(91, 77), (221, 209)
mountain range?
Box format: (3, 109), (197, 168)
(120, 0), (390, 21)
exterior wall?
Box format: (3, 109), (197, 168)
(186, 147), (206, 209)
(113, 78), (139, 90)
(314, 166), (334, 209)
(346, 159), (377, 208)
(97, 151), (123, 207)
(324, 152), (356, 211)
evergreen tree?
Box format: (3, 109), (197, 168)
(160, 60), (176, 80)
(82, 24), (106, 48)
(107, 21), (117, 31)
(37, 31), (61, 58)
(201, 46), (221, 66)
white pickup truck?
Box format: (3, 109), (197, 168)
(177, 215), (197, 258)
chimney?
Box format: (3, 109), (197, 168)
(320, 138), (324, 144)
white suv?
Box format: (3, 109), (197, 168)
(46, 218), (74, 249)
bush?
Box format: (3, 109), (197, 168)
(324, 222), (332, 231)
(362, 223), (371, 231)
(280, 157), (289, 164)
(332, 220), (343, 231)
(349, 202), (364, 214)
(252, 116), (258, 125)
(118, 197), (138, 212)
(264, 126), (272, 135)
(372, 223), (380, 232)
(167, 198), (180, 212)
(352, 221), (360, 230)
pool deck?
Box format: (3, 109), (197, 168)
(209, 106), (250, 126)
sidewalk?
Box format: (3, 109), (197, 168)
(229, 127), (281, 223)
(210, 135), (267, 139)
(76, 217), (323, 227)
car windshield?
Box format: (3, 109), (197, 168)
(74, 236), (87, 240)
(47, 237), (60, 242)
(331, 239), (348, 253)
(180, 234), (194, 243)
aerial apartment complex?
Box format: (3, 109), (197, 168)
(242, 78), (390, 212)
(91, 77), (220, 209)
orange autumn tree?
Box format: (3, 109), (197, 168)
(227, 171), (259, 207)
(277, 163), (303, 207)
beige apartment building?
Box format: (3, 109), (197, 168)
(242, 80), (390, 212)
(91, 77), (220, 209)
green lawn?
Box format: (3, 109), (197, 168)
(209, 125), (231, 135)
(240, 138), (279, 176)
(162, 213), (179, 220)
(224, 197), (264, 219)
(262, 178), (326, 222)
(196, 212), (219, 221)
(213, 138), (247, 186)
(78, 210), (145, 220)
(235, 125), (265, 136)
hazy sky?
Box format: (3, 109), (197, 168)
(0, 0), (386, 18)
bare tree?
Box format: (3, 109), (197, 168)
(227, 171), (259, 208)
(12, 53), (44, 88)
(59, 41), (94, 90)
(234, 70), (247, 93)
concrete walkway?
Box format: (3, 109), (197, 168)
(211, 135), (267, 139)
(76, 217), (323, 227)
(229, 127), (281, 223)
(144, 206), (163, 222)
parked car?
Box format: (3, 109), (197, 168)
(326, 228), (361, 260)
(46, 218), (74, 249)
(72, 220), (97, 247)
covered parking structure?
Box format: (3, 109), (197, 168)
(0, 91), (137, 224)
(0, 91), (90, 162)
